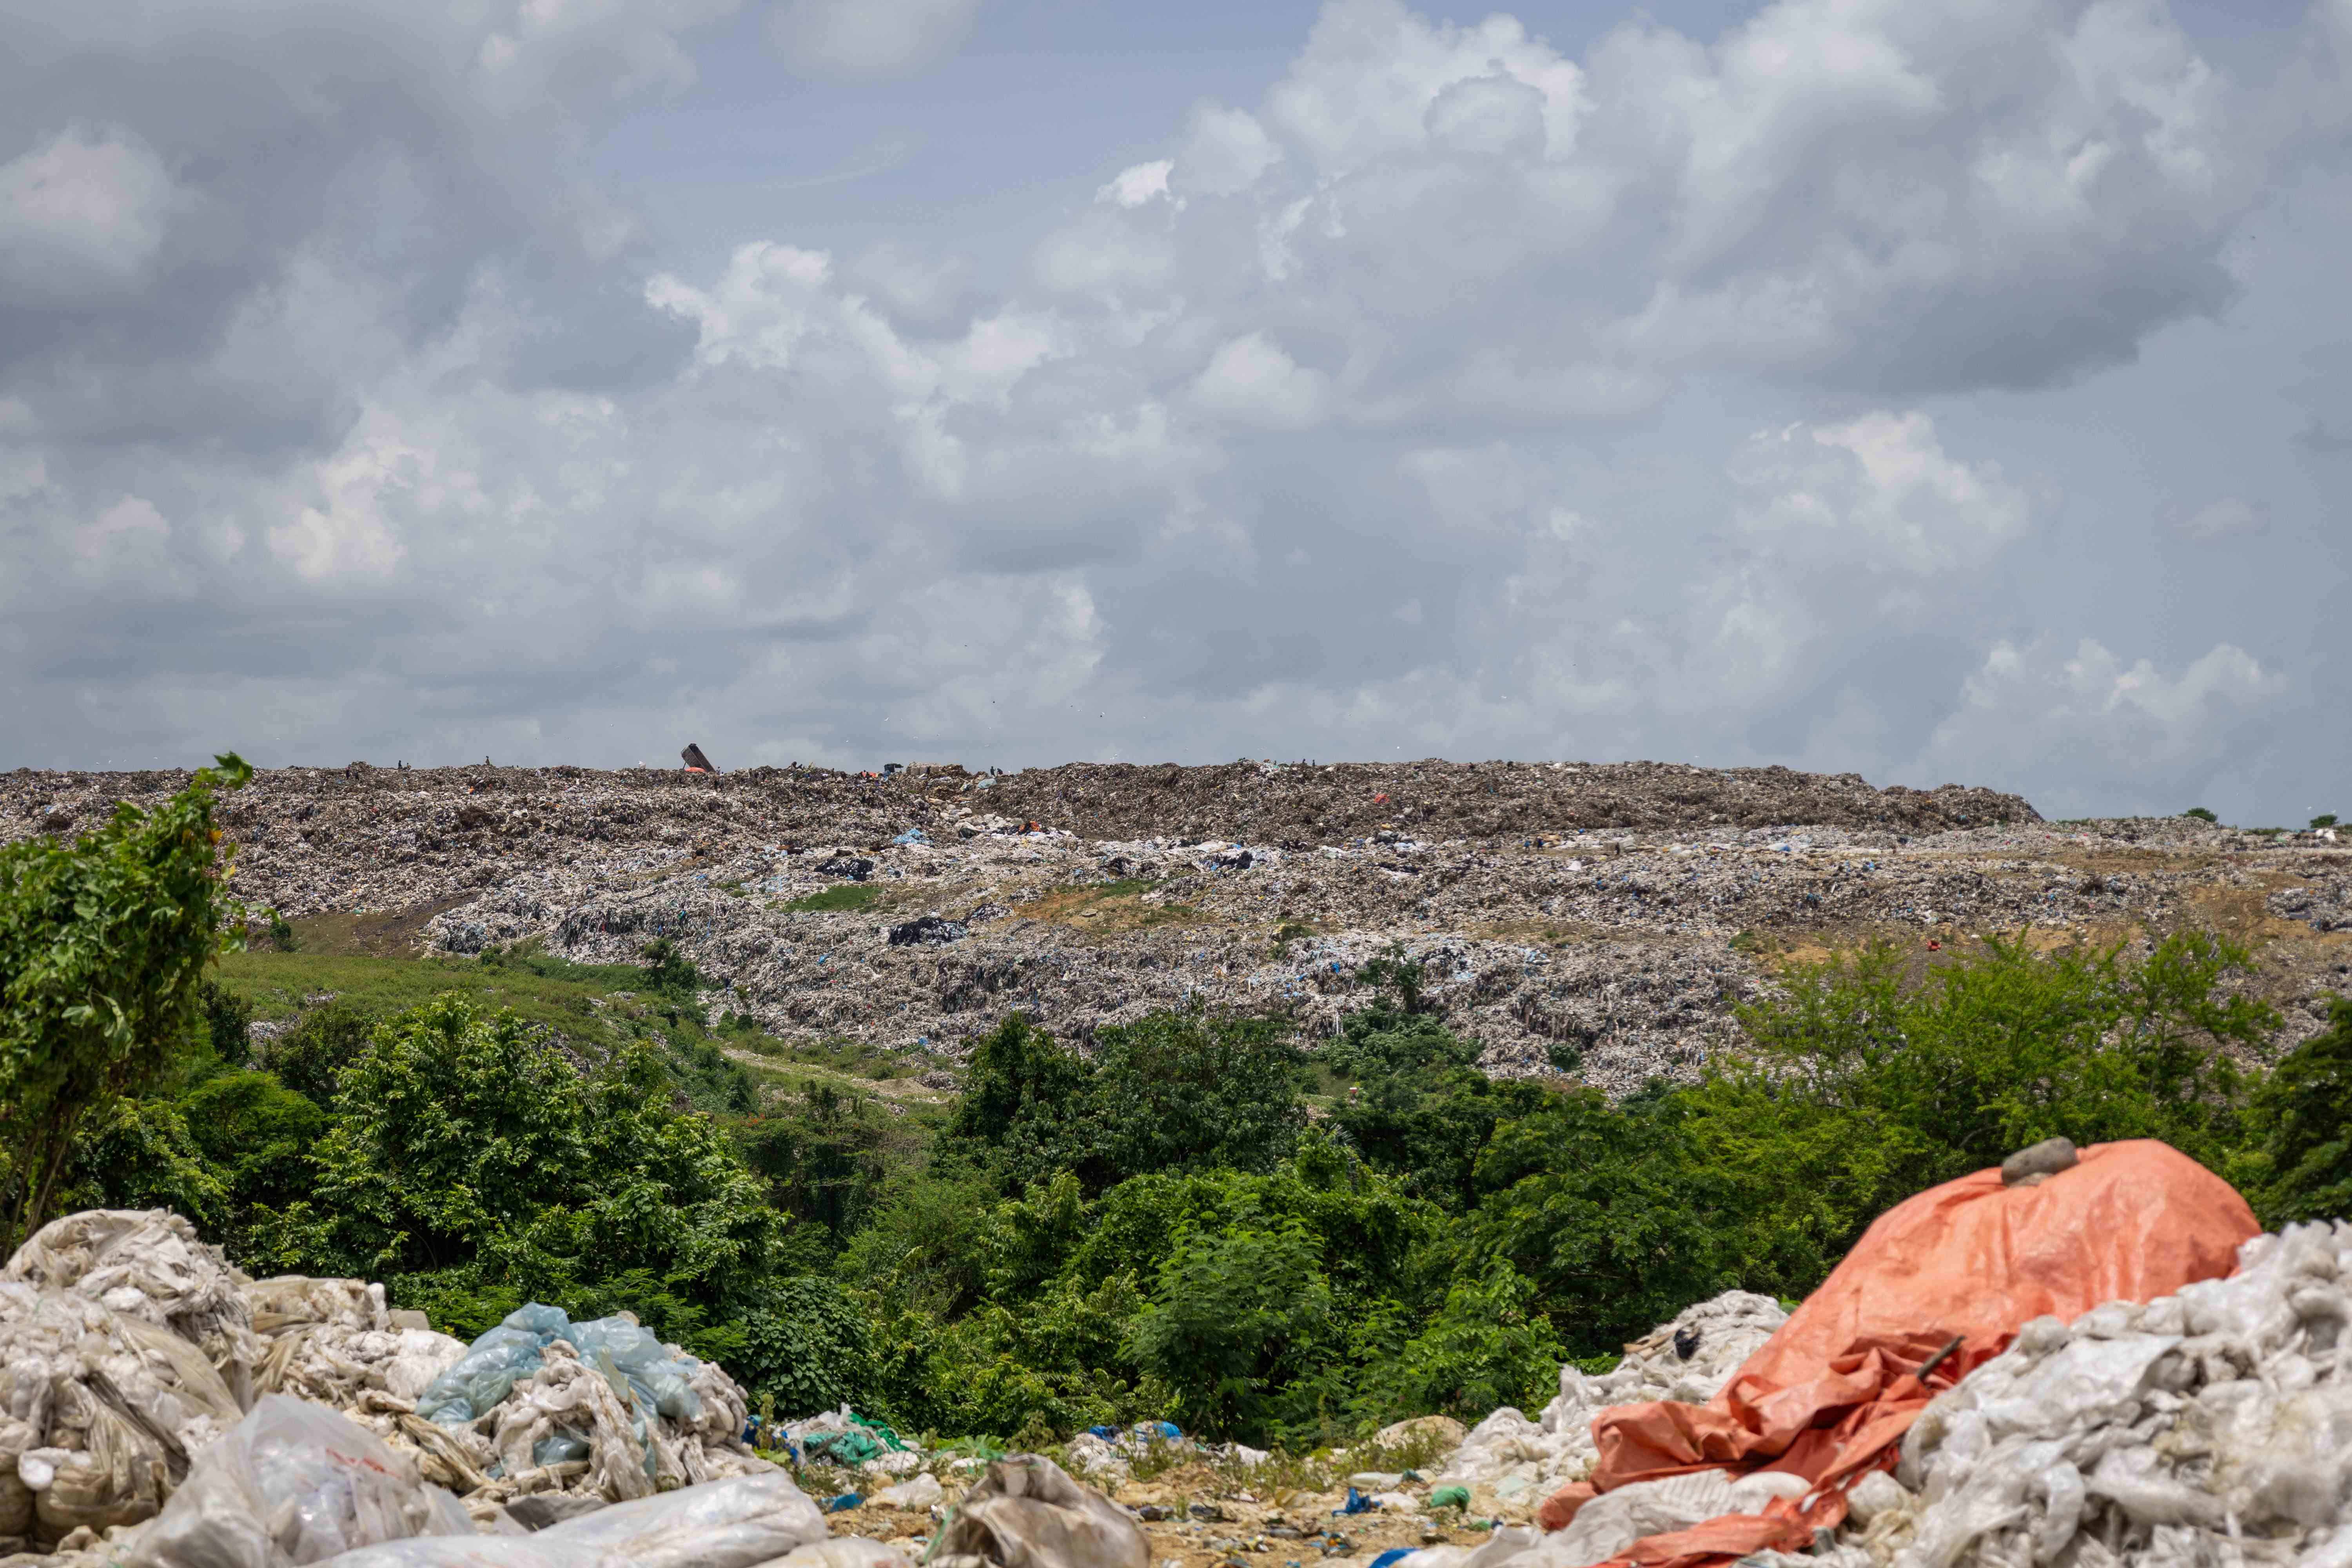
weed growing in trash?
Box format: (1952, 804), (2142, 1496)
(779, 883), (885, 914)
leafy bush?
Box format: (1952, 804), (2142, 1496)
(735, 1275), (880, 1418)
(946, 1010), (1308, 1194)
(2183, 807), (2219, 822)
(742, 1082), (891, 1242)
(2246, 996), (2352, 1226)
(640, 938), (702, 998)
(200, 979), (253, 1069)
(0, 753), (250, 1253)
(258, 992), (785, 1359)
(263, 998), (376, 1103)
(1129, 1218), (1339, 1444)
(1348, 1257), (1564, 1425)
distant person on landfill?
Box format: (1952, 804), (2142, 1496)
(682, 743), (719, 773)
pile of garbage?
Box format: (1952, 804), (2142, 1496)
(9, 760), (2346, 1095)
(1880, 1218), (2352, 1568)
(1408, 1218), (2352, 1568)
(1397, 1140), (2352, 1568)
(1429, 1292), (1789, 1508)
(0, 1209), (788, 1564)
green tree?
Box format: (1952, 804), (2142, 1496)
(1086, 1010), (1307, 1185)
(1128, 1217), (1339, 1443)
(1350, 1257), (1564, 1425)
(263, 993), (784, 1357)
(1467, 1086), (1740, 1354)
(0, 754), (251, 1254)
(945, 1009), (1309, 1194)
(1324, 1001), (1550, 1211)
(743, 1081), (891, 1240)
(2247, 996), (2352, 1225)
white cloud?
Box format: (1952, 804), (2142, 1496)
(1921, 637), (2288, 812)
(1175, 105), (1283, 197)
(0, 126), (176, 299)
(1098, 161), (1173, 209)
(767, 0), (984, 80)
(1190, 334), (1331, 429)
(1736, 411), (2030, 574)
(2172, 495), (2269, 541)
(0, 0), (2343, 824)
(74, 495), (171, 564)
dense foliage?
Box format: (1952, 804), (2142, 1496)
(24, 800), (2342, 1445)
(0, 755), (251, 1254)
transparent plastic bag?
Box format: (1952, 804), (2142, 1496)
(315, 1472), (826, 1568)
(416, 1307), (579, 1430)
(128, 1394), (475, 1568)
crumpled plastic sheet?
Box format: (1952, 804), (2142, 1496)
(1430, 1292), (1788, 1504)
(125, 1394), (475, 1568)
(765, 1537), (917, 1568)
(927, 1454), (1150, 1568)
(246, 1278), (468, 1416)
(787, 1406), (921, 1477)
(1880, 1220), (2352, 1568)
(0, 1279), (246, 1552)
(305, 1471), (828, 1568)
(405, 1305), (759, 1511)
(2, 1209), (263, 1410)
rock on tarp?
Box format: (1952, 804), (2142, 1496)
(1534, 1140), (2258, 1568)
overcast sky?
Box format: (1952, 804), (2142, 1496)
(2, 0), (2346, 821)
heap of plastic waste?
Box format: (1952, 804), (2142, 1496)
(1426, 1291), (1788, 1506)
(0, 1212), (772, 1561)
(1864, 1219), (2352, 1568)
(783, 1406), (922, 1476)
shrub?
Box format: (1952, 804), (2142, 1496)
(735, 1275), (881, 1418)
(1128, 1218), (1338, 1444)
(263, 992), (784, 1356)
(2247, 996), (2352, 1226)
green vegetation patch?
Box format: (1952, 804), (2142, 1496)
(777, 883), (883, 914)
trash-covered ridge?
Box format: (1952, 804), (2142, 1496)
(5, 760), (2347, 1093)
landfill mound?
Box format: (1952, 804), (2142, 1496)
(943, 761), (2035, 844)
(4, 762), (2346, 1094)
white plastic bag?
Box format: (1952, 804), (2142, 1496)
(129, 1395), (475, 1568)
(316, 1472), (827, 1568)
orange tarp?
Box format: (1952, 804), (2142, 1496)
(1535, 1140), (2258, 1566)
